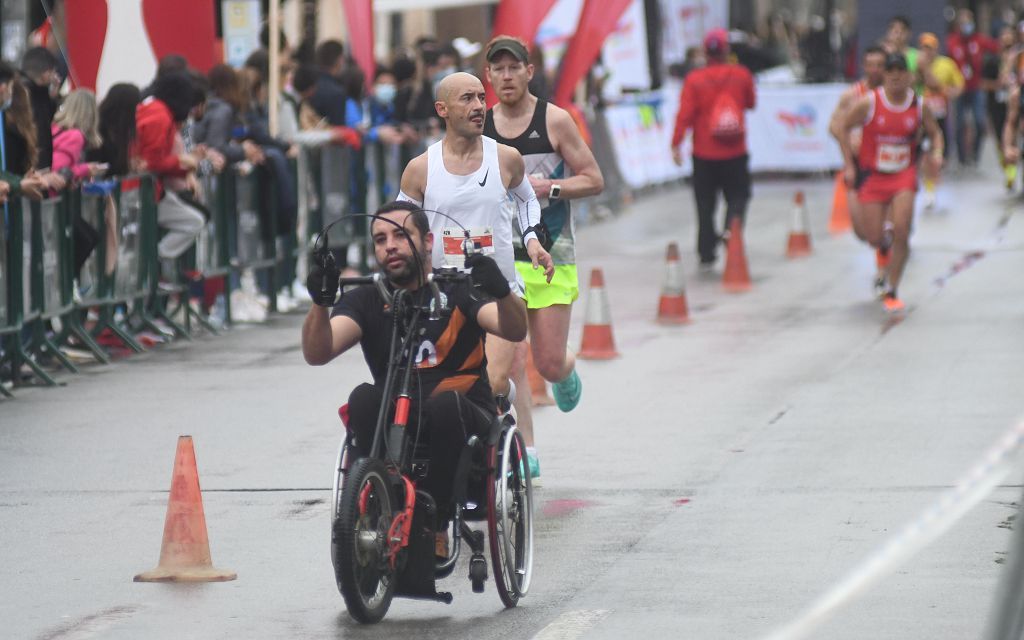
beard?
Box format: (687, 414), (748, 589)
(382, 247), (430, 286)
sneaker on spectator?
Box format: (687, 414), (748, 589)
(277, 288), (299, 313)
(230, 289), (267, 323)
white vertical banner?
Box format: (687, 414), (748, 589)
(222, 0), (262, 68)
(600, 0), (652, 98)
(536, 0), (584, 79)
(659, 0), (729, 66)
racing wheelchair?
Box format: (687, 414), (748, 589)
(328, 269), (534, 623)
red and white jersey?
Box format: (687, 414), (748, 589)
(858, 88), (921, 173)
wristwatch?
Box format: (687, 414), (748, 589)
(548, 183), (561, 200)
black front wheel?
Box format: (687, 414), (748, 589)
(333, 457), (397, 623)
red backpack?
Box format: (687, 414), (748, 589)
(708, 71), (745, 142)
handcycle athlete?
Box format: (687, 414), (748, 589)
(301, 200), (534, 622)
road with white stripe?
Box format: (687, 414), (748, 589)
(3, 159), (1023, 639)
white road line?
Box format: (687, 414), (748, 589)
(761, 418), (1024, 640)
(532, 609), (610, 640)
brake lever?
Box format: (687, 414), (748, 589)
(372, 272), (394, 308)
(426, 273), (447, 320)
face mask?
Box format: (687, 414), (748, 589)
(962, 22), (975, 36)
(0, 95), (11, 111)
(375, 83), (396, 104)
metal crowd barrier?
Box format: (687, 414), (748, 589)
(1, 137), (409, 394)
(0, 197), (50, 391)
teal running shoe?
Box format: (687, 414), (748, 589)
(527, 451), (541, 479)
(552, 369), (582, 412)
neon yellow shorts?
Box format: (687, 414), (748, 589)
(514, 262), (579, 309)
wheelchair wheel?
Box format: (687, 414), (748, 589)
(332, 457), (397, 623)
(487, 425), (534, 607)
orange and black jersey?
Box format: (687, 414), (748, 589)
(331, 278), (495, 410)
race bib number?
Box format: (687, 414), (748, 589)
(876, 143), (911, 173)
(442, 227), (494, 268)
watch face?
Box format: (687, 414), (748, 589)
(550, 184), (560, 199)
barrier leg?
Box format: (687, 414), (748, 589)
(65, 312), (112, 364)
(96, 306), (145, 353)
(12, 338), (58, 386)
(0, 336), (13, 397)
(33, 321), (79, 374)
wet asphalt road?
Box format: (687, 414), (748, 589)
(2, 158), (1023, 639)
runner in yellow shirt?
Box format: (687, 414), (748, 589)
(916, 32), (963, 209)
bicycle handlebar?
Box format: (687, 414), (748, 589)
(336, 267), (472, 317)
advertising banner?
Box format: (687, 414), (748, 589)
(605, 81), (846, 187)
(600, 0), (652, 96)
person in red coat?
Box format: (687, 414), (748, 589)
(670, 28), (756, 268)
(946, 8), (999, 167)
(135, 71), (205, 260)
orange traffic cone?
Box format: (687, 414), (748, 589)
(525, 346), (555, 406)
(828, 171), (851, 234)
(657, 242), (690, 324)
(578, 268), (619, 359)
(786, 191), (812, 258)
(722, 217), (752, 293)
(135, 436), (237, 583)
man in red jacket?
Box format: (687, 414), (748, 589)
(947, 8), (999, 167)
(670, 28), (756, 268)
(135, 71), (204, 260)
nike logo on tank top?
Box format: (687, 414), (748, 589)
(484, 98), (576, 265)
(423, 136), (521, 288)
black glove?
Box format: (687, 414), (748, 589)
(306, 249), (341, 307)
(465, 254), (510, 299)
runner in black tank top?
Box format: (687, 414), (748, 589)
(484, 36), (606, 482)
(484, 98), (575, 265)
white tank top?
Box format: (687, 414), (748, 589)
(423, 136), (521, 291)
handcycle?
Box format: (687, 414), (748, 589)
(327, 266), (535, 623)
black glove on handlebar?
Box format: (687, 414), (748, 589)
(306, 248), (341, 307)
(465, 254), (510, 299)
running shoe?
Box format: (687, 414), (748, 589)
(552, 369), (582, 412)
(526, 450), (541, 480)
(882, 292), (905, 313)
(922, 188), (936, 210)
(1006, 163), (1018, 191)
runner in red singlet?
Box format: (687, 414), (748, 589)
(838, 53), (944, 313)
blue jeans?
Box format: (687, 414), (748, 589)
(955, 89), (987, 165)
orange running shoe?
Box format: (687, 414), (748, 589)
(882, 293), (905, 313)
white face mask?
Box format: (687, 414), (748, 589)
(374, 83), (396, 104)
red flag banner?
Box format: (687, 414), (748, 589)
(65, 0), (217, 94)
(552, 0), (633, 106)
(343, 0), (375, 87)
(485, 0), (557, 106)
